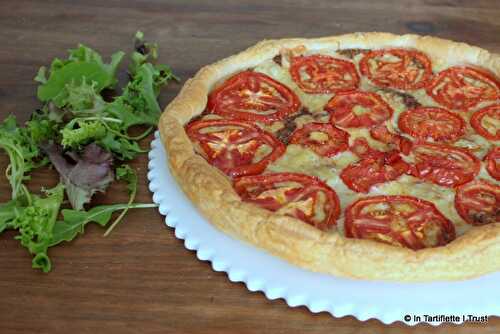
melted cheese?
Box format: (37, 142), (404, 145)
(454, 134), (494, 159)
(344, 127), (387, 151)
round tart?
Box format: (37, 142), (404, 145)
(159, 32), (500, 281)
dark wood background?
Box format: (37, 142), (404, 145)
(1, 1), (499, 333)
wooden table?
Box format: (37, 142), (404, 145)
(1, 1), (499, 333)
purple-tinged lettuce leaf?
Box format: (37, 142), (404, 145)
(41, 143), (114, 210)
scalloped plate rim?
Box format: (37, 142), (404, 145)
(148, 131), (500, 326)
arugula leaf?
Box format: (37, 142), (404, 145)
(50, 202), (157, 246)
(110, 62), (175, 128)
(41, 143), (114, 210)
(129, 31), (178, 81)
(50, 204), (123, 245)
(103, 165), (137, 236)
(12, 184), (64, 272)
(129, 31), (157, 75)
(105, 99), (145, 130)
(123, 64), (161, 117)
(98, 131), (145, 160)
(116, 164), (137, 194)
(108, 31), (178, 128)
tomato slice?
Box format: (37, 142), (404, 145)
(207, 70), (301, 124)
(471, 104), (500, 140)
(398, 107), (465, 142)
(410, 143), (480, 187)
(455, 180), (500, 226)
(345, 195), (456, 250)
(325, 91), (393, 128)
(233, 172), (340, 230)
(370, 124), (413, 155)
(185, 119), (285, 177)
(289, 122), (350, 157)
(485, 146), (500, 181)
(342, 140), (409, 193)
(341, 157), (409, 193)
(426, 66), (500, 111)
(359, 49), (433, 90)
(289, 55), (359, 94)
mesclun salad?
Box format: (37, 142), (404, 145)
(0, 32), (178, 272)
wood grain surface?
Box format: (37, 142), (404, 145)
(1, 1), (499, 333)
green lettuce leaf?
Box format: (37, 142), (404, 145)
(68, 44), (124, 88)
(0, 200), (22, 233)
(37, 62), (110, 106)
(11, 184), (64, 272)
(0, 116), (46, 199)
(36, 44), (125, 106)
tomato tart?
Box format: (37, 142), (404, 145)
(160, 33), (500, 281)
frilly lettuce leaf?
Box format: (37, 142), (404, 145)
(41, 143), (114, 210)
(0, 116), (47, 199)
(11, 184), (64, 272)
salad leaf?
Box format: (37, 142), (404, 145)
(129, 31), (157, 75)
(0, 116), (45, 199)
(68, 44), (125, 88)
(57, 79), (108, 115)
(111, 62), (176, 128)
(41, 143), (114, 210)
(37, 62), (110, 106)
(116, 164), (137, 194)
(98, 131), (145, 160)
(110, 31), (178, 128)
(61, 120), (106, 149)
(34, 66), (48, 84)
(121, 64), (161, 119)
(105, 100), (146, 130)
(0, 31), (173, 272)
(0, 200), (22, 233)
(103, 164), (137, 236)
(36, 44), (125, 105)
(26, 115), (59, 145)
(11, 184), (64, 272)
(50, 202), (156, 246)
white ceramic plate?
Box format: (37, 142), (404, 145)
(148, 131), (499, 326)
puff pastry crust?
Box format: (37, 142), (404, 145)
(159, 32), (500, 282)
